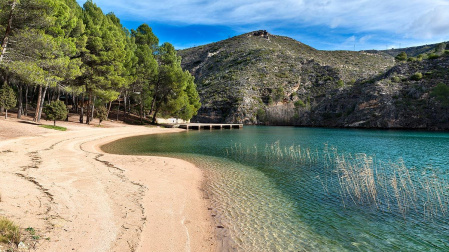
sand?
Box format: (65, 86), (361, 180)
(0, 116), (217, 251)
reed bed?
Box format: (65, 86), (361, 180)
(225, 142), (449, 219)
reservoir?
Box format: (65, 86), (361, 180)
(102, 126), (449, 251)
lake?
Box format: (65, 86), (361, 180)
(102, 126), (449, 251)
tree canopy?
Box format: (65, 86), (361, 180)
(0, 0), (201, 124)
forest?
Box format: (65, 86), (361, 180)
(0, 0), (201, 124)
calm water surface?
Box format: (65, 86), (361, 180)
(102, 126), (449, 251)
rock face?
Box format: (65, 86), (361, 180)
(179, 32), (449, 130)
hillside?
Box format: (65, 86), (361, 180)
(364, 41), (448, 58)
(179, 31), (449, 130)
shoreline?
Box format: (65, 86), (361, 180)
(0, 117), (217, 251)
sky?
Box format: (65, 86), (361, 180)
(75, 0), (449, 51)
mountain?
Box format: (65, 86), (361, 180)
(179, 30), (449, 130)
(364, 41), (448, 58)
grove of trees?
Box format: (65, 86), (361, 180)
(0, 0), (201, 124)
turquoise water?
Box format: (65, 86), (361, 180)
(102, 126), (449, 251)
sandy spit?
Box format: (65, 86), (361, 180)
(0, 117), (217, 251)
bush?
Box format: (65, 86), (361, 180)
(95, 106), (108, 125)
(391, 76), (401, 83)
(294, 100), (306, 108)
(0, 84), (16, 119)
(411, 72), (423, 81)
(256, 108), (266, 121)
(428, 53), (439, 59)
(0, 217), (21, 245)
(337, 80), (344, 88)
(395, 52), (407, 62)
(43, 100), (68, 126)
(273, 87), (284, 102)
(431, 83), (449, 107)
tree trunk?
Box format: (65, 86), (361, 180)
(34, 85), (42, 122)
(57, 85), (61, 101)
(107, 100), (112, 120)
(17, 83), (22, 119)
(152, 101), (160, 124)
(0, 0), (17, 62)
(5, 109), (7, 119)
(24, 84), (28, 116)
(37, 85), (48, 122)
(1, 75), (7, 115)
(86, 88), (91, 124)
(149, 80), (159, 117)
(79, 97), (84, 124)
(117, 98), (120, 121)
(140, 93), (143, 124)
(91, 96), (95, 123)
(123, 91), (127, 122)
(47, 87), (51, 105)
(128, 95), (131, 115)
(54, 120), (56, 126)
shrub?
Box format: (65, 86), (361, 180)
(294, 100), (306, 108)
(256, 108), (266, 121)
(428, 53), (439, 59)
(395, 52), (407, 62)
(411, 72), (423, 81)
(391, 76), (401, 83)
(337, 80), (344, 88)
(0, 84), (16, 119)
(0, 217), (21, 245)
(95, 106), (108, 125)
(431, 83), (449, 107)
(43, 100), (68, 126)
(273, 87), (284, 102)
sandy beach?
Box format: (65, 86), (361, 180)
(0, 116), (216, 251)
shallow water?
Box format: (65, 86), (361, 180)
(102, 126), (449, 251)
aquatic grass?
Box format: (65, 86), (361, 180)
(226, 142), (449, 219)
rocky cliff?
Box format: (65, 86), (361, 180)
(179, 31), (449, 130)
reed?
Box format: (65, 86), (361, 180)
(225, 142), (449, 219)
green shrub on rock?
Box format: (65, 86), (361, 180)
(411, 72), (423, 81)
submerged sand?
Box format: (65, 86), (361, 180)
(0, 117), (216, 251)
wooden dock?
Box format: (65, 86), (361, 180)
(178, 123), (243, 130)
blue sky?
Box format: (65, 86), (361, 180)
(76, 0), (449, 51)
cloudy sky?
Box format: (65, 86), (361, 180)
(76, 0), (449, 50)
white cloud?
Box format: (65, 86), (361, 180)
(79, 0), (449, 41)
(345, 35), (356, 43)
(359, 35), (373, 44)
(408, 5), (449, 39)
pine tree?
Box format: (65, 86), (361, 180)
(0, 83), (16, 119)
(95, 105), (107, 125)
(43, 100), (67, 126)
(151, 43), (201, 123)
(1, 0), (83, 122)
(80, 2), (131, 124)
(132, 24), (158, 123)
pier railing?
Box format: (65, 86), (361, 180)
(177, 123), (243, 130)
